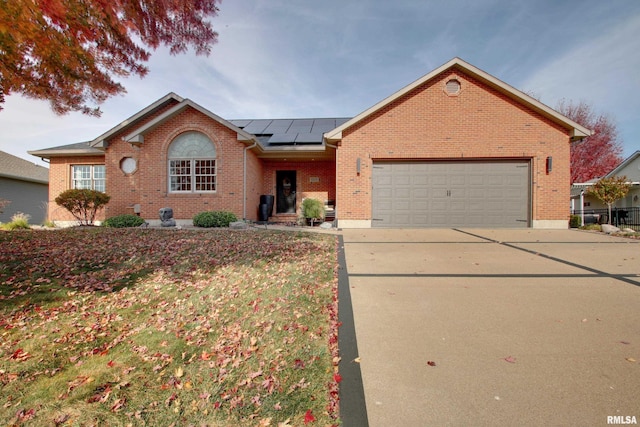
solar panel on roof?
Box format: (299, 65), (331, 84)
(268, 133), (297, 144)
(311, 119), (340, 133)
(290, 119), (314, 126)
(294, 133), (323, 144)
(263, 119), (293, 134)
(242, 120), (273, 134)
(230, 120), (252, 128)
(230, 117), (352, 138)
(288, 119), (314, 133)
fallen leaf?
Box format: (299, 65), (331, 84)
(16, 408), (36, 421)
(174, 367), (184, 378)
(626, 358), (636, 363)
(111, 397), (126, 412)
(304, 409), (316, 424)
(53, 414), (70, 425)
(10, 349), (31, 361)
(353, 357), (361, 363)
(503, 356), (516, 363)
(620, 341), (631, 345)
(427, 361), (436, 367)
(334, 373), (342, 383)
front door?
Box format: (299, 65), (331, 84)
(276, 171), (297, 214)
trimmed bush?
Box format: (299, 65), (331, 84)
(569, 215), (581, 228)
(55, 189), (110, 226)
(301, 198), (325, 220)
(103, 214), (145, 228)
(193, 211), (238, 228)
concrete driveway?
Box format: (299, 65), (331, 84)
(340, 229), (640, 427)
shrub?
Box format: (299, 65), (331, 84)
(55, 189), (111, 226)
(103, 214), (145, 228)
(569, 215), (581, 228)
(581, 224), (602, 231)
(193, 211), (238, 228)
(301, 198), (325, 220)
(0, 212), (31, 230)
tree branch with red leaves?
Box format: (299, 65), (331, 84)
(0, 0), (220, 116)
(556, 99), (623, 184)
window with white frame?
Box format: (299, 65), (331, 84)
(72, 165), (106, 192)
(168, 131), (217, 193)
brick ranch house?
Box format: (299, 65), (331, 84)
(30, 58), (591, 228)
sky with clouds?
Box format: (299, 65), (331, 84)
(1, 0), (639, 167)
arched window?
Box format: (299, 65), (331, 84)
(168, 132), (217, 193)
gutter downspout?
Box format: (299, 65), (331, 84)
(324, 138), (339, 225)
(243, 139), (258, 220)
(580, 190), (585, 226)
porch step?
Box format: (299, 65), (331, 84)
(268, 214), (299, 225)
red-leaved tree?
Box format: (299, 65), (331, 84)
(556, 99), (623, 184)
(0, 0), (220, 116)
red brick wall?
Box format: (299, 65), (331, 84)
(48, 155), (106, 222)
(261, 160), (336, 217)
(336, 69), (571, 224)
(245, 148), (264, 221)
(104, 107), (256, 221)
(47, 105), (263, 223)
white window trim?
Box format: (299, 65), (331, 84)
(168, 158), (217, 193)
(71, 164), (106, 192)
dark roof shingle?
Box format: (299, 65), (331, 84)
(0, 150), (49, 183)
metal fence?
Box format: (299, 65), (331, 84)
(571, 207), (640, 231)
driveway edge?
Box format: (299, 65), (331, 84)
(337, 235), (369, 427)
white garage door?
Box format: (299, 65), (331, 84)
(372, 161), (530, 228)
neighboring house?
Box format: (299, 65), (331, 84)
(29, 58), (591, 228)
(0, 150), (49, 224)
(571, 150), (640, 212)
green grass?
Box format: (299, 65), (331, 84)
(0, 228), (340, 426)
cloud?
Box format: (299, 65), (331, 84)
(520, 13), (640, 110)
(519, 12), (640, 154)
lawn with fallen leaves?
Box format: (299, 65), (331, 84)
(0, 228), (340, 426)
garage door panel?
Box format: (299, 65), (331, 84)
(376, 187), (393, 197)
(395, 188), (411, 198)
(412, 175), (429, 185)
(395, 200), (411, 210)
(394, 175), (411, 186)
(374, 172), (392, 185)
(413, 200), (428, 210)
(413, 188), (428, 198)
(372, 161), (530, 228)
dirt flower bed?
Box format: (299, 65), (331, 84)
(0, 228), (340, 426)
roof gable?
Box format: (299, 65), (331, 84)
(605, 150), (640, 182)
(324, 57), (592, 143)
(90, 93), (184, 148)
(123, 99), (257, 145)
